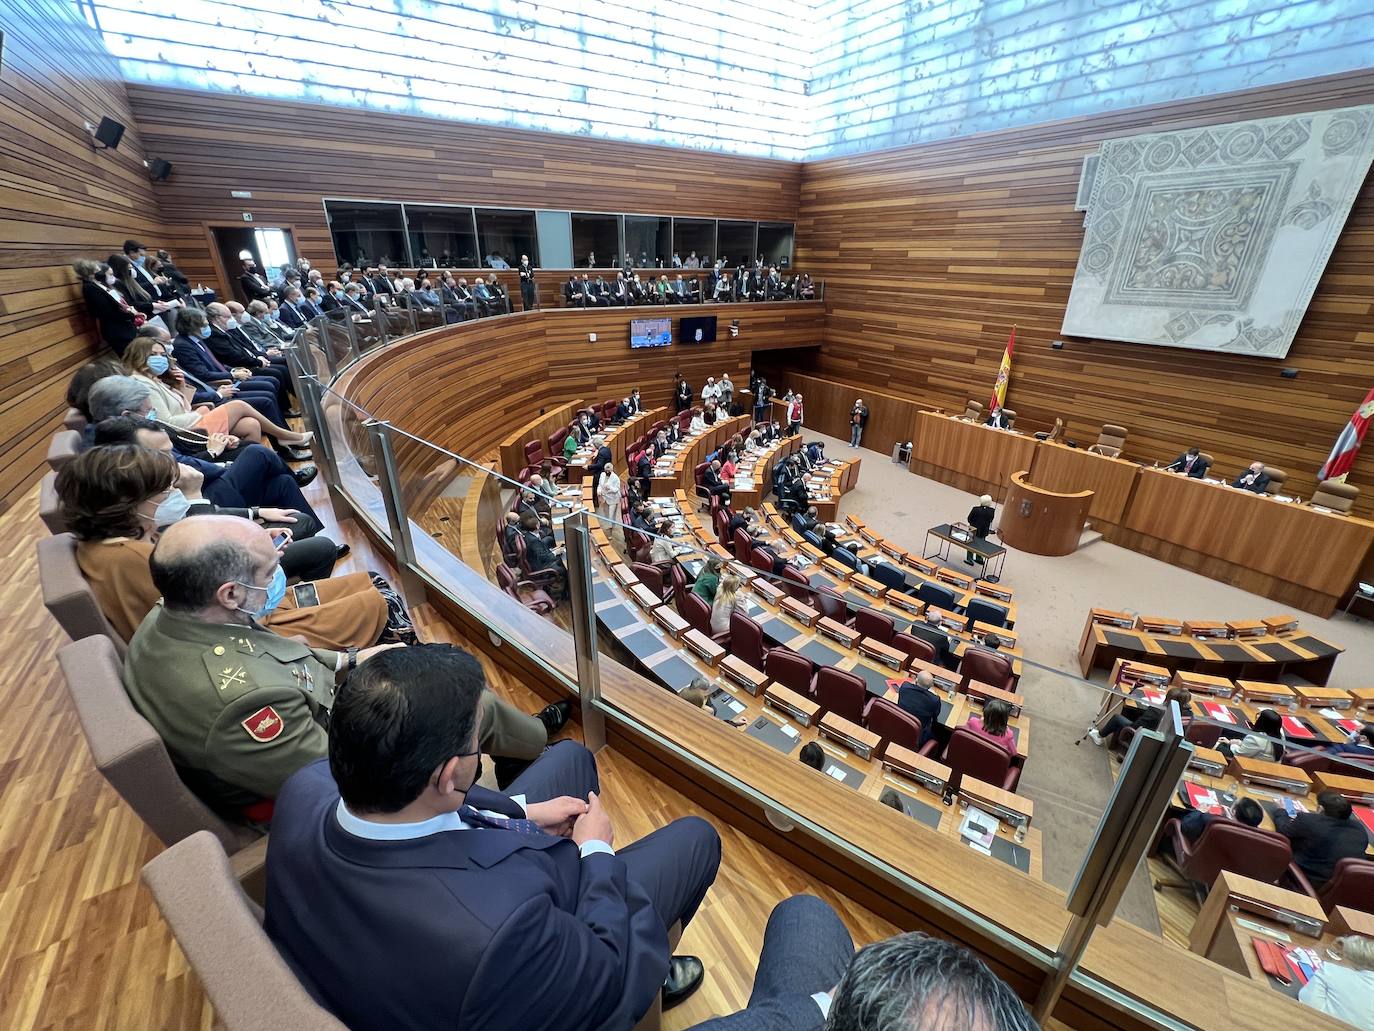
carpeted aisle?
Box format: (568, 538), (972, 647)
(794, 426), (1374, 935)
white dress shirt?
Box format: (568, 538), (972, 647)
(335, 797), (613, 858)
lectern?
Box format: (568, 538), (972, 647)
(1000, 470), (1092, 556)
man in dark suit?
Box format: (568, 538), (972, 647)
(908, 609), (956, 669)
(701, 460), (732, 504)
(1166, 447), (1209, 478)
(1268, 789), (1368, 890)
(897, 670), (943, 748)
(170, 310), (288, 428)
(564, 275), (583, 307)
(440, 275), (475, 321)
(204, 303), (293, 413)
(628, 387), (643, 414)
(791, 506), (819, 535)
(615, 397), (634, 423)
(1232, 461), (1271, 493)
(238, 258), (275, 302)
(264, 645), (718, 1029)
(675, 373), (693, 413)
(518, 254), (536, 311)
(472, 277), (499, 316)
(274, 286), (314, 330)
(985, 406), (1011, 429)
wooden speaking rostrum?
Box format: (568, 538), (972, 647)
(999, 470), (1093, 556)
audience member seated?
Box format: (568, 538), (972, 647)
(74, 259), (144, 357)
(203, 302), (293, 409)
(170, 307), (295, 435)
(56, 444), (389, 650)
(264, 644), (718, 1027)
(792, 505), (820, 535)
(1161, 797), (1264, 864)
(1089, 687), (1191, 747)
(897, 670), (942, 748)
(799, 741), (824, 770)
(1232, 461), (1271, 493)
(710, 570), (743, 636)
(1325, 725), (1374, 759)
(519, 511), (568, 591)
(1268, 789), (1369, 891)
(1298, 934), (1374, 1027)
(1217, 708), (1284, 761)
(692, 556), (723, 603)
(1166, 446), (1209, 478)
(966, 699), (1016, 759)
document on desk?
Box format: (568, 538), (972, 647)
(958, 806), (998, 853)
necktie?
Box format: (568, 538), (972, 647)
(200, 341), (228, 373)
(460, 805), (544, 836)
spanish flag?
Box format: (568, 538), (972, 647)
(1318, 386), (1374, 482)
(989, 326), (1015, 411)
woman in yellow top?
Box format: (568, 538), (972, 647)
(121, 335), (297, 448)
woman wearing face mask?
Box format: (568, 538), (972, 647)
(55, 444), (394, 650)
(74, 259), (143, 357)
(122, 336), (269, 447)
(108, 252), (172, 320)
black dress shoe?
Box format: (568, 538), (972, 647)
(334, 544), (351, 561)
(662, 955), (704, 1010)
(292, 464), (319, 487)
(535, 699), (572, 737)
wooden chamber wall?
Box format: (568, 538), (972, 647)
(0, 0), (165, 513)
(123, 85), (802, 299)
(788, 70), (1374, 513)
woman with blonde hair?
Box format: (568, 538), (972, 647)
(709, 570), (743, 636)
(1298, 933), (1374, 1025)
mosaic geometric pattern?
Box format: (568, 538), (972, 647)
(1063, 105), (1374, 359)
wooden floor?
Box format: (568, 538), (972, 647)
(0, 477), (902, 1029)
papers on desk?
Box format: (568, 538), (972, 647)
(1200, 701), (1238, 724)
(958, 805), (998, 853)
(1181, 782), (1230, 816)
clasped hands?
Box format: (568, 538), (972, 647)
(524, 790), (613, 847)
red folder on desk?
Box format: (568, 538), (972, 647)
(1355, 805), (1374, 839)
(1139, 687), (1165, 705)
(1199, 701), (1237, 724)
(1181, 782), (1228, 815)
(1334, 717), (1363, 735)
(1279, 715), (1314, 739)
(1252, 939), (1291, 983)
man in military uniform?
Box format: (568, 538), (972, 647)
(123, 515), (568, 820)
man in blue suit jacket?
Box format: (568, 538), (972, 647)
(265, 645), (720, 1030)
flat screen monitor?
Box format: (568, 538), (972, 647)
(679, 315), (717, 344)
(630, 317), (672, 348)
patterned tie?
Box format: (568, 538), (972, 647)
(460, 805), (545, 836)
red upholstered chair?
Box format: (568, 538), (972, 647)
(891, 632), (935, 668)
(957, 648), (1014, 693)
(525, 440), (565, 477)
(713, 507), (732, 547)
(1317, 857), (1374, 914)
(680, 592), (731, 646)
(693, 462), (711, 505)
(1155, 819), (1311, 901)
(631, 562), (670, 600)
(813, 667), (866, 724)
(854, 608), (894, 645)
(749, 545), (776, 577)
(670, 562), (690, 609)
(734, 527), (754, 562)
(1184, 721), (1224, 750)
(677, 411), (693, 433)
(623, 528), (651, 565)
(814, 588), (847, 623)
(495, 564), (556, 615)
(1286, 750), (1374, 776)
(601, 399), (618, 424)
(781, 565), (816, 606)
(862, 697), (927, 758)
(729, 611), (767, 670)
(943, 727), (1018, 791)
(510, 535), (563, 594)
(765, 647), (816, 698)
(547, 428), (568, 460)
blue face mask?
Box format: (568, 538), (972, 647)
(134, 255), (146, 267)
(236, 565), (287, 618)
(147, 487), (188, 529)
(198, 325), (212, 339)
(146, 354), (170, 374)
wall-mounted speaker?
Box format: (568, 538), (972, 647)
(148, 158), (172, 181)
(93, 116), (125, 150)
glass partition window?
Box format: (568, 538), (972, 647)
(757, 222), (795, 267)
(406, 205), (478, 268)
(571, 213), (621, 268)
(325, 200), (410, 268)
(716, 220), (758, 267)
(673, 219), (715, 268)
(624, 215), (672, 268)
(475, 209), (537, 270)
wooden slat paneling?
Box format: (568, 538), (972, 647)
(0, 0), (164, 512)
(124, 85), (802, 300)
(790, 70), (1374, 514)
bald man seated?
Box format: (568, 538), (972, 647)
(122, 515), (571, 823)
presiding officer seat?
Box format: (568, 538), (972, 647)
(1262, 467), (1287, 495)
(1089, 424), (1128, 458)
(959, 400), (985, 422)
(1310, 479), (1360, 514)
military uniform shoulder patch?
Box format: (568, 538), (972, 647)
(241, 705), (285, 742)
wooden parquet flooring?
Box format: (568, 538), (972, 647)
(0, 477), (900, 1029)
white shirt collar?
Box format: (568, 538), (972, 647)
(335, 798), (468, 840)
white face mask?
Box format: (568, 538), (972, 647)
(105, 273), (117, 286)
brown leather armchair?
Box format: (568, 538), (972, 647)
(1311, 479), (1359, 513)
(1154, 818), (1314, 902)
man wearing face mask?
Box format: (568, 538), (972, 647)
(123, 516), (573, 823)
(239, 256), (276, 302)
(171, 308), (291, 430)
(203, 303), (295, 415)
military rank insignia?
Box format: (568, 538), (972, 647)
(241, 705), (284, 742)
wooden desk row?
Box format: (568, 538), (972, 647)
(1078, 609), (1344, 686)
(726, 434), (802, 511)
(648, 414), (753, 497)
(498, 398), (584, 478)
(908, 411), (1374, 616)
(564, 406), (668, 480)
(574, 504), (1044, 880)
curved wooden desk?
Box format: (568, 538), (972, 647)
(1000, 471), (1092, 557)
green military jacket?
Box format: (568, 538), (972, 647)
(123, 603), (343, 810)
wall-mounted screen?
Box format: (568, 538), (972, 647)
(678, 315), (718, 344)
(630, 318), (672, 348)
